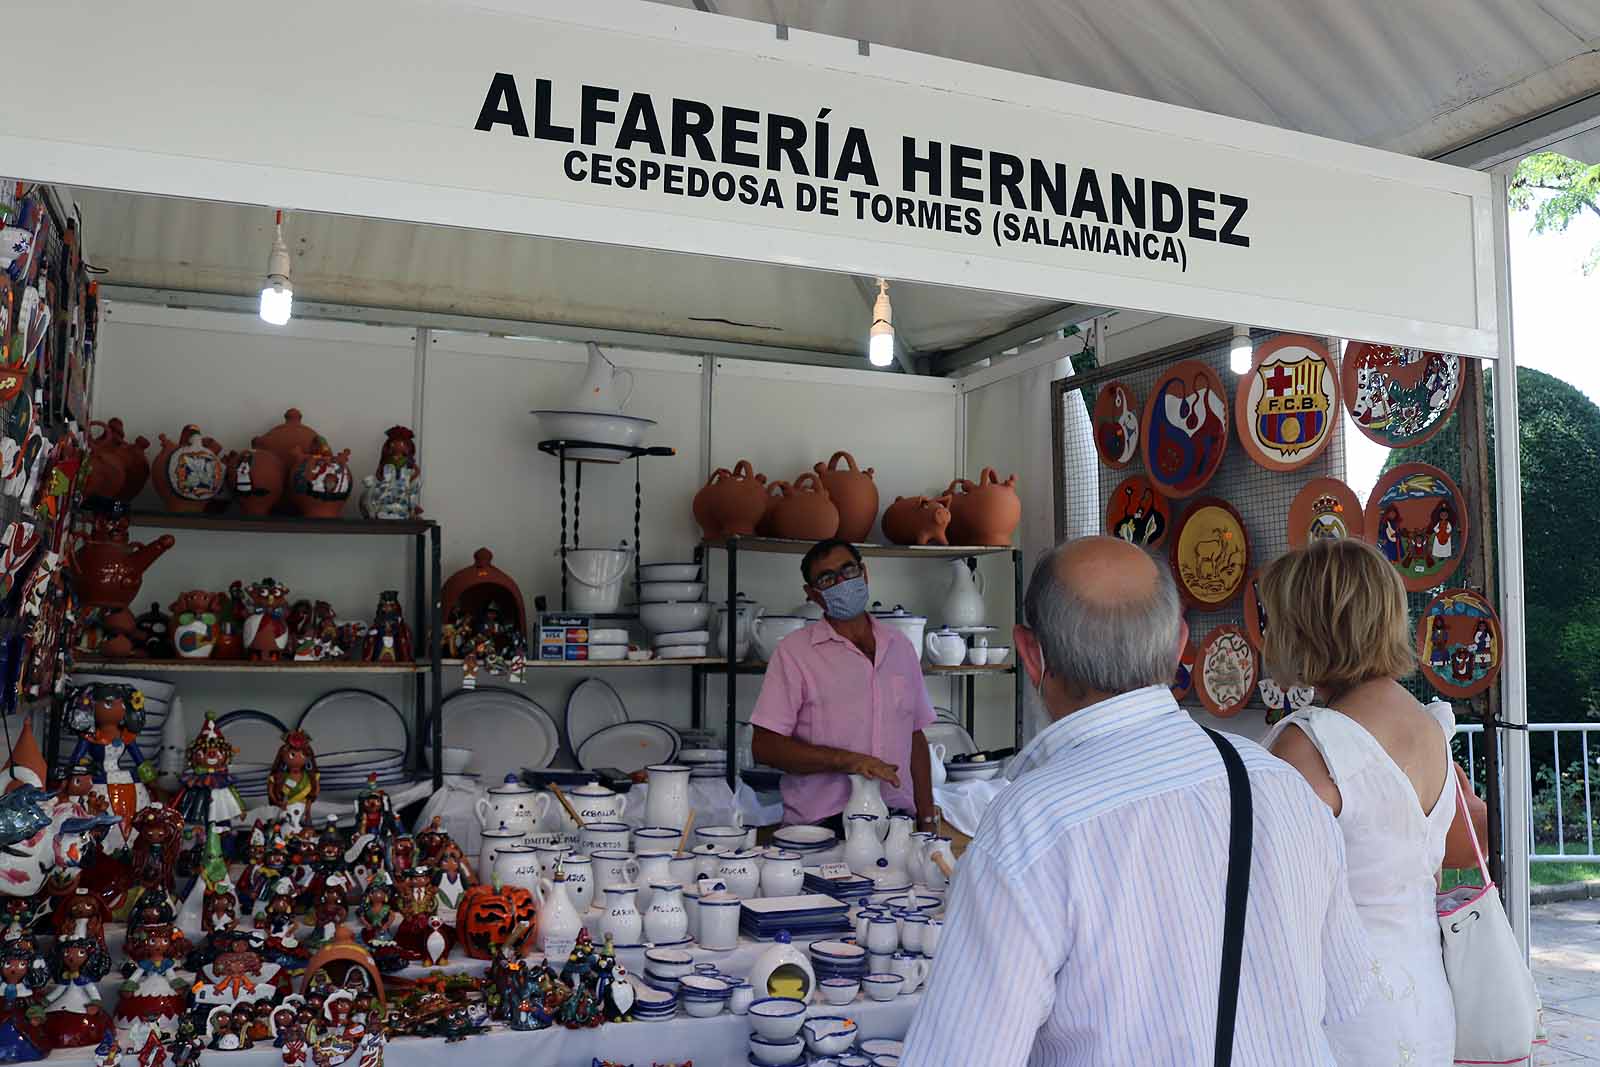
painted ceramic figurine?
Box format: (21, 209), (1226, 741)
(64, 682), (156, 835)
(114, 913), (187, 1042)
(168, 590), (222, 659)
(351, 778), (400, 844)
(176, 715), (243, 839)
(267, 731), (320, 833)
(42, 919), (114, 1048)
(358, 426), (421, 522)
(191, 931), (283, 1022)
(449, 601), (527, 689)
(361, 593), (411, 663)
(243, 578), (292, 661)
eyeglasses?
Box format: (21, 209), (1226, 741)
(809, 561), (863, 590)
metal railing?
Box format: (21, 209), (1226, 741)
(1456, 722), (1600, 863)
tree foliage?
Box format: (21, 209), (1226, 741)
(1508, 152), (1600, 274)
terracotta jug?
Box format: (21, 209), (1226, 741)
(227, 447), (285, 517)
(692, 460), (768, 541)
(113, 420), (152, 501)
(814, 451), (878, 542)
(756, 479), (784, 537)
(85, 419), (150, 503)
(769, 472), (839, 541)
(882, 494), (952, 546)
(945, 468), (1022, 545)
(72, 516), (176, 609)
(287, 438), (354, 519)
(254, 408), (320, 472)
(152, 426), (226, 514)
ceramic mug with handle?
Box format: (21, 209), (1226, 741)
(889, 951), (930, 994)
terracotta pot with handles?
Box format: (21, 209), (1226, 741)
(882, 494), (952, 546)
(945, 468), (1022, 545)
(814, 451), (878, 542)
(769, 472), (840, 541)
(692, 460), (768, 541)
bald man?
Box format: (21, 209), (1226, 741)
(903, 538), (1373, 1067)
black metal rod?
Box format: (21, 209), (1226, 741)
(1013, 549), (1025, 748)
(965, 674), (976, 738)
(558, 447), (569, 610)
(413, 531), (426, 773)
(726, 542), (739, 791)
(430, 524), (444, 792)
(691, 543), (706, 731)
(633, 457), (643, 610)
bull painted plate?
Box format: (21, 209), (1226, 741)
(1241, 571), (1268, 651)
(1106, 475), (1170, 549)
(1171, 633), (1196, 702)
(1287, 477), (1365, 549)
(1169, 497), (1250, 610)
(1197, 626), (1256, 718)
(1364, 463), (1468, 592)
(1341, 342), (1462, 448)
(1417, 588), (1502, 699)
(1234, 335), (1340, 471)
(1093, 380), (1141, 469)
(1141, 359), (1229, 499)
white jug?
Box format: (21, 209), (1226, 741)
(643, 764), (692, 830)
(925, 627), (967, 667)
(711, 595), (763, 660)
(941, 558), (986, 628)
(882, 814), (916, 876)
(537, 866), (583, 959)
(908, 831), (936, 887)
(845, 775), (890, 837)
(477, 822), (530, 884)
(636, 850), (674, 910)
(923, 836), (956, 891)
(561, 852), (595, 913)
(600, 885), (643, 946)
(928, 741), (948, 787)
(844, 814), (886, 877)
(568, 342), (635, 413)
(643, 882), (688, 944)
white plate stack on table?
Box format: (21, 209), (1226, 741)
(639, 561), (712, 658)
(740, 894), (853, 940)
(770, 824), (838, 863)
(679, 747), (728, 780)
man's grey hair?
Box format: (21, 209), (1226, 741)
(1023, 543), (1182, 694)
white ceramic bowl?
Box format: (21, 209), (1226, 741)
(749, 1035), (806, 1064)
(643, 948), (694, 978)
(746, 998), (807, 1039)
(657, 644), (709, 660)
(818, 978), (859, 1005)
(588, 643), (629, 661)
(653, 630), (710, 648)
(640, 601), (714, 634)
(680, 995), (725, 1018)
(439, 746), (472, 774)
(861, 974), (904, 1002)
(639, 581), (706, 603)
(985, 645), (1011, 665)
(640, 562), (702, 582)
(804, 1017), (859, 1056)
(531, 409), (657, 453)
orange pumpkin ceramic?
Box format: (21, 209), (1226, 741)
(457, 882), (537, 960)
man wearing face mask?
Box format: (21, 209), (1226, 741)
(749, 539), (939, 833)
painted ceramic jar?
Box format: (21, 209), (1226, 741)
(600, 885), (642, 946)
(226, 446), (285, 517)
(286, 438), (353, 519)
(152, 425), (225, 513)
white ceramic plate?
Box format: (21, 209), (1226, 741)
(944, 761), (1003, 781)
(576, 720), (680, 772)
(657, 645), (708, 660)
(298, 689), (408, 754)
(214, 709), (290, 768)
(436, 687), (559, 781)
(565, 677), (628, 754)
(653, 630), (710, 648)
(924, 721), (978, 758)
(740, 893), (846, 915)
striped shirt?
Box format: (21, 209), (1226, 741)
(902, 686), (1373, 1066)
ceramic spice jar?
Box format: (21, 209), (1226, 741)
(768, 472), (840, 541)
(813, 451), (878, 542)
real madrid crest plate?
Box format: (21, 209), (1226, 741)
(1197, 626), (1256, 718)
(1234, 334), (1339, 472)
(1417, 588), (1502, 699)
(1106, 474), (1170, 549)
(1093, 380), (1140, 470)
(1364, 462), (1468, 593)
(1287, 477), (1365, 549)
(1141, 359), (1229, 499)
(1169, 496), (1250, 610)
(1341, 342), (1462, 449)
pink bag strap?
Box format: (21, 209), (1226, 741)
(1455, 771), (1493, 888)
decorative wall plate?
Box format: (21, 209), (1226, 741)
(1197, 626), (1256, 717)
(1170, 497), (1250, 609)
(1341, 342), (1462, 448)
(1141, 359), (1229, 499)
(1106, 475), (1171, 549)
(1287, 477), (1365, 549)
(1234, 334), (1340, 471)
(1093, 380), (1141, 469)
(1259, 677), (1316, 724)
(1241, 571), (1267, 651)
(1364, 463), (1468, 592)
(1171, 634), (1196, 702)
(1417, 588), (1502, 699)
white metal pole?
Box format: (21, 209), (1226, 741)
(1489, 167), (1531, 951)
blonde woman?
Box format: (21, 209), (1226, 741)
(1261, 539), (1458, 1066)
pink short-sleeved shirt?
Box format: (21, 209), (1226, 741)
(749, 617), (936, 825)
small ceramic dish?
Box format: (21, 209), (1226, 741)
(643, 947), (694, 977)
(861, 974), (904, 1002)
(859, 1039), (904, 1059)
(746, 997), (807, 1038)
(679, 995), (724, 1018)
(639, 581), (706, 603)
(818, 977), (859, 1005)
(680, 974), (730, 998)
(640, 562), (702, 582)
(748, 1035), (807, 1065)
(804, 1016), (860, 1056)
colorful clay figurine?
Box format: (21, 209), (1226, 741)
(391, 867), (437, 963)
(292, 602), (342, 662)
(114, 911), (187, 1042)
(168, 590), (222, 659)
(359, 427), (421, 521)
(133, 602), (173, 659)
(451, 600), (526, 689)
(267, 731), (320, 833)
(176, 715), (243, 839)
(242, 578), (292, 661)
(350, 777), (400, 844)
(595, 936), (634, 1022)
(42, 919), (114, 1048)
(64, 683), (156, 834)
(287, 437), (353, 520)
(431, 847), (473, 928)
(360, 593), (411, 663)
(127, 803), (185, 902)
(226, 447), (285, 517)
(192, 932), (283, 1020)
(152, 426), (225, 515)
(214, 583), (248, 660)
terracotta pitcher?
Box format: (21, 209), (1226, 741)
(227, 447), (285, 517)
(692, 460), (768, 541)
(769, 473), (840, 541)
(813, 451), (878, 542)
(254, 408), (321, 512)
(72, 515), (176, 609)
(882, 494), (952, 546)
(152, 426), (226, 513)
(945, 468), (1022, 545)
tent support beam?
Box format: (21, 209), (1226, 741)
(1432, 87), (1600, 170)
(922, 303), (1107, 377)
(96, 284), (879, 371)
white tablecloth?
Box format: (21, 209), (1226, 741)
(933, 777), (1007, 835)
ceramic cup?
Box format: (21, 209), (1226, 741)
(729, 980), (754, 1015)
(560, 852), (595, 912)
(697, 894), (741, 951)
(923, 918), (942, 958)
(865, 915), (899, 954)
(986, 646), (1010, 665)
(591, 849), (641, 895)
(966, 646), (986, 665)
(632, 826), (681, 849)
(900, 913), (929, 953)
(578, 821), (632, 856)
(867, 952), (894, 974)
(668, 852), (699, 889)
(855, 906), (882, 942)
(889, 952), (929, 994)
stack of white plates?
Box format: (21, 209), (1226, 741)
(944, 758), (1004, 782)
(651, 628), (710, 660)
(772, 824), (837, 858)
(679, 748), (728, 779)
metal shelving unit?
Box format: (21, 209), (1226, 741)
(694, 536), (1026, 789)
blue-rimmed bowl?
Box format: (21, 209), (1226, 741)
(804, 1016), (859, 1057)
(861, 973), (904, 1002)
(818, 977), (859, 1005)
(748, 1035), (806, 1066)
(746, 997), (806, 1039)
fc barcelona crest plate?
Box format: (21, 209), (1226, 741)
(1234, 334), (1339, 472)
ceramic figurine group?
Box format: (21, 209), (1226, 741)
(440, 599), (526, 688)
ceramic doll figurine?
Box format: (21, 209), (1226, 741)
(300, 819), (349, 909)
(167, 591), (221, 659)
(387, 836), (415, 876)
(243, 578), (292, 662)
(64, 682), (157, 836)
(310, 883), (351, 947)
(345, 839), (386, 898)
(361, 593), (411, 663)
(122, 895), (190, 969)
(191, 932), (283, 1024)
(354, 878), (399, 948)
(431, 847), (472, 928)
(176, 715), (243, 841)
(42, 919), (114, 1048)
(413, 818), (448, 866)
(127, 803), (185, 904)
(266, 731), (319, 834)
(350, 777), (400, 844)
(50, 890), (109, 953)
(254, 879), (306, 970)
(213, 582), (248, 661)
(391, 866), (437, 962)
(201, 880), (240, 937)
(205, 1005), (247, 1051)
(135, 603), (174, 659)
(371, 427), (420, 520)
(595, 936), (634, 1023)
(311, 604), (342, 661)
(0, 935), (49, 1050)
(114, 917), (187, 1042)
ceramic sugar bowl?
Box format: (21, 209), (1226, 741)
(566, 782), (626, 826)
(474, 774), (552, 835)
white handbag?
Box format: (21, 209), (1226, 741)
(1436, 774), (1542, 1064)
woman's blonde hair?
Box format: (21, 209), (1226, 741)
(1258, 538), (1414, 694)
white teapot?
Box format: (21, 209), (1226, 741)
(475, 775), (552, 834)
(925, 628), (967, 667)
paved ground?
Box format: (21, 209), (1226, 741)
(1535, 899), (1600, 1063)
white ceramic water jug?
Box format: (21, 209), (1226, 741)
(845, 775), (890, 836)
(600, 885), (643, 946)
(568, 342), (635, 413)
(844, 814), (886, 877)
(643, 764), (692, 830)
(941, 558), (986, 628)
(643, 882), (688, 944)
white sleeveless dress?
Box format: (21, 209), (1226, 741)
(1264, 701), (1457, 1066)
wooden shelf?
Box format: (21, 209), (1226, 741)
(128, 511), (435, 536)
(702, 537), (1016, 559)
(75, 658), (427, 674)
(689, 660), (1014, 677)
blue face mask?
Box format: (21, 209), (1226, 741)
(818, 575), (870, 621)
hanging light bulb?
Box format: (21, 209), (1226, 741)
(1229, 324), (1253, 375)
(868, 278), (895, 367)
(258, 210), (293, 326)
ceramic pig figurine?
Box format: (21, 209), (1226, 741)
(881, 494), (952, 546)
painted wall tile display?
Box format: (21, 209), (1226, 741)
(1364, 462), (1468, 593)
(1092, 380), (1140, 469)
(1287, 477), (1365, 549)
(1105, 474), (1170, 548)
(1140, 359), (1228, 499)
(1341, 342), (1462, 448)
(1169, 497), (1250, 610)
(1196, 626), (1256, 717)
(1417, 588), (1503, 698)
(1234, 334), (1340, 471)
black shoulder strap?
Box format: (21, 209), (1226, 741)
(1204, 727), (1253, 1067)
